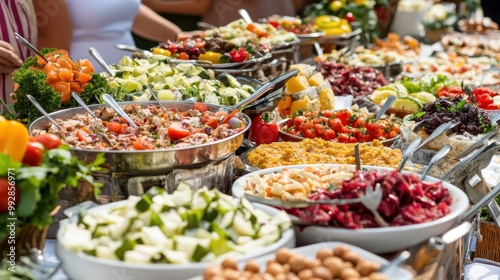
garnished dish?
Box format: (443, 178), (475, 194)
(202, 19), (299, 50)
(370, 74), (456, 114)
(276, 64), (335, 119)
(403, 52), (500, 85)
(320, 46), (408, 68)
(233, 165), (469, 253)
(435, 85), (500, 111)
(371, 33), (420, 58)
(108, 57), (257, 103)
(400, 96), (496, 157)
(57, 184), (294, 280)
(267, 16), (322, 35)
(31, 104), (248, 150)
(280, 109), (400, 143)
(288, 169), (451, 229)
(245, 138), (402, 169)
(10, 48), (109, 123)
(153, 36), (270, 65)
(318, 62), (388, 98)
(441, 32), (500, 58)
(201, 244), (400, 280)
(243, 165), (354, 201)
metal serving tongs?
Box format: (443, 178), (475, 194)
(14, 32), (48, 63)
(375, 95), (396, 121)
(411, 181), (500, 272)
(398, 136), (422, 171)
(461, 81), (477, 105)
(454, 129), (499, 161)
(441, 137), (499, 181)
(115, 44), (153, 57)
(420, 145), (451, 180)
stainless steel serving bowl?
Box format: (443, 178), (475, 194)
(29, 101), (251, 175)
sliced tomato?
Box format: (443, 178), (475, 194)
(337, 133), (350, 143)
(206, 118), (218, 129)
(336, 110), (351, 126)
(167, 122), (191, 140)
(303, 129), (318, 139)
(22, 142), (43, 166)
(193, 102), (209, 113)
(320, 128), (336, 140)
(107, 122), (126, 134)
(76, 129), (92, 143)
(34, 134), (62, 150)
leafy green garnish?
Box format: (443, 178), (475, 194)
(457, 99), (467, 110)
(0, 147), (104, 240)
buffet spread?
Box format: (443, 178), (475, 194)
(2, 7), (500, 280)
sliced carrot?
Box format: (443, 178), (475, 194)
(222, 109), (238, 124)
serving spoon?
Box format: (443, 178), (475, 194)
(398, 136), (422, 171)
(89, 47), (115, 77)
(375, 95), (396, 121)
(26, 94), (62, 130)
(238, 9), (253, 24)
(71, 92), (113, 146)
(14, 32), (48, 63)
(101, 94), (138, 129)
(420, 145), (451, 180)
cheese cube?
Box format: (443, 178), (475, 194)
(319, 88), (335, 110)
(286, 76), (310, 94)
(290, 96), (310, 116)
(289, 64), (315, 78)
(307, 72), (325, 87)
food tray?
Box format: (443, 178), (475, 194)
(187, 242), (414, 280)
(297, 31), (326, 44)
(318, 28), (362, 44)
(198, 52), (272, 69)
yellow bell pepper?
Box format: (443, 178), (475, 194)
(152, 48), (172, 57)
(198, 51), (222, 64)
(0, 118), (30, 162)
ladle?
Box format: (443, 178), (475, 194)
(101, 94), (138, 129)
(238, 9), (253, 24)
(14, 32), (47, 63)
(26, 94), (62, 130)
(375, 95), (396, 120)
(420, 145), (451, 180)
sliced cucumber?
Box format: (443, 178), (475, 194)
(392, 97), (422, 112)
(409, 91), (436, 104)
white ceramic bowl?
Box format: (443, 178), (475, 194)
(56, 202), (295, 280)
(233, 164), (469, 254)
(187, 242), (414, 280)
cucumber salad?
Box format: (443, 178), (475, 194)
(107, 55), (256, 105)
(59, 183), (291, 264)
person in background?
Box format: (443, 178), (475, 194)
(67, 0), (182, 64)
(0, 0), (71, 107)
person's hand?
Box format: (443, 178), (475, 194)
(0, 40), (23, 74)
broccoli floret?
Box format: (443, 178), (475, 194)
(12, 68), (61, 123)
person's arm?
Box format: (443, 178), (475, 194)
(0, 41), (22, 74)
(142, 0), (212, 15)
(33, 0), (72, 50)
(132, 4), (182, 42)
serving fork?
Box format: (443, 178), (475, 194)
(359, 183), (389, 227)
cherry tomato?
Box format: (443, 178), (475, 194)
(303, 129), (318, 139)
(22, 142), (44, 166)
(352, 117), (366, 129)
(107, 122), (126, 134)
(193, 102), (209, 113)
(268, 20), (280, 28)
(337, 133), (350, 143)
(0, 178), (18, 213)
(206, 118), (219, 129)
(336, 109), (351, 126)
(178, 52), (189, 60)
(168, 122), (191, 140)
(321, 128), (336, 140)
(366, 123), (383, 139)
(34, 134), (62, 150)
(249, 113), (279, 145)
(344, 12), (355, 23)
(293, 116), (307, 128)
(477, 93), (493, 107)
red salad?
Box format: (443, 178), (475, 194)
(288, 169), (452, 229)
